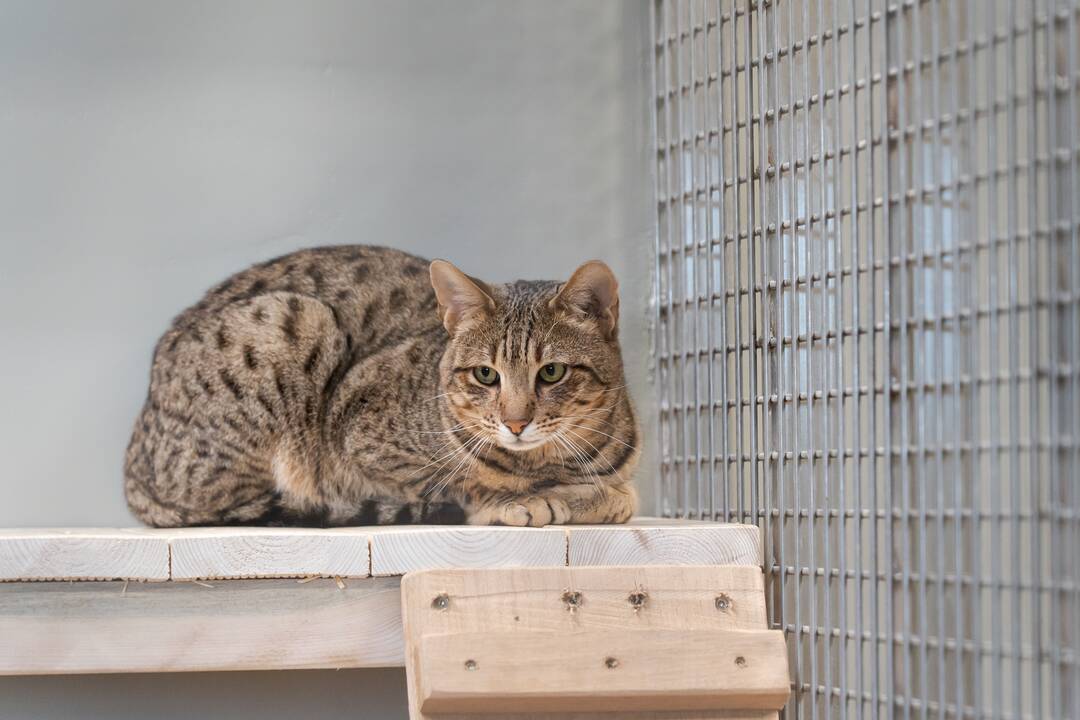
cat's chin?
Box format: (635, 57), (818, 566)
(497, 436), (549, 452)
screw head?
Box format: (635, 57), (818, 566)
(627, 591), (648, 610)
(715, 594), (733, 611)
(735, 655), (747, 668)
(604, 657), (620, 669)
(432, 593), (450, 610)
(464, 659), (478, 671)
(562, 590), (583, 609)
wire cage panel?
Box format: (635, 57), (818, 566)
(651, 0), (1079, 718)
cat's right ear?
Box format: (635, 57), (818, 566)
(429, 260), (496, 334)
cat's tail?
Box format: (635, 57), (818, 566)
(240, 495), (466, 527)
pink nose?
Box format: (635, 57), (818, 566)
(503, 418), (530, 435)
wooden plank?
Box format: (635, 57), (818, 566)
(0, 529), (170, 582)
(168, 527), (371, 580)
(370, 526), (567, 577)
(0, 577), (404, 674)
(567, 522), (761, 568)
(401, 566), (786, 719)
(426, 713), (777, 720)
(402, 566), (768, 636)
(417, 629), (790, 713)
(0, 519), (761, 582)
(426, 713), (776, 720)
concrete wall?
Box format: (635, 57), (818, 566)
(0, 0), (654, 716)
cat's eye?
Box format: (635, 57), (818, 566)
(538, 362), (567, 384)
(472, 366), (499, 385)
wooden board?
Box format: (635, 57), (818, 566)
(0, 529), (170, 582)
(0, 577), (404, 674)
(423, 714), (777, 720)
(422, 713), (776, 720)
(370, 526), (567, 576)
(168, 527), (372, 580)
(0, 519), (762, 582)
(400, 566), (788, 719)
(567, 523), (762, 568)
(417, 630), (789, 713)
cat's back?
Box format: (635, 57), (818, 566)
(125, 245), (443, 526)
(160, 245), (438, 353)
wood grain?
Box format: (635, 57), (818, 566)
(567, 523), (761, 568)
(369, 526), (567, 577)
(0, 519), (762, 581)
(0, 529), (170, 582)
(418, 629), (790, 713)
(400, 566), (787, 719)
(168, 527), (371, 579)
(425, 713), (777, 720)
(0, 577), (404, 674)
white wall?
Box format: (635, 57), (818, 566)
(0, 0), (654, 716)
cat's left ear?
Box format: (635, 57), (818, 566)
(551, 260), (620, 340)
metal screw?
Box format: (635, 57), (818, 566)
(605, 657), (620, 669)
(735, 656), (747, 668)
(464, 659), (478, 671)
(627, 591), (648, 610)
(432, 593), (450, 610)
(562, 590), (583, 610)
(715, 593), (733, 611)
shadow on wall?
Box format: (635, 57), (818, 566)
(0, 669), (409, 720)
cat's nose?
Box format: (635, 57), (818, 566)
(502, 418), (531, 436)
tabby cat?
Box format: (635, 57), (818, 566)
(124, 246), (639, 527)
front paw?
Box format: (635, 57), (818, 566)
(469, 497), (571, 527)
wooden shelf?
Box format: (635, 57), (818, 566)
(0, 519), (762, 677)
(0, 518), (760, 582)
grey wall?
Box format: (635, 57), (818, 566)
(0, 0), (654, 717)
(0, 0), (655, 528)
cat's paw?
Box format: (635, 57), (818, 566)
(469, 497), (571, 527)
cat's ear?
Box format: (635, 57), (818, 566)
(551, 260), (620, 339)
(429, 260), (496, 334)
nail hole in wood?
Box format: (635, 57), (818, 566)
(628, 591), (648, 610)
(605, 657), (620, 669)
(562, 590), (583, 610)
(735, 656), (747, 668)
(464, 659), (478, 671)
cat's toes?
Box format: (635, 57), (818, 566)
(502, 502), (534, 526)
(465, 502), (531, 526)
(517, 498), (571, 526)
(467, 498), (570, 526)
(535, 498), (571, 525)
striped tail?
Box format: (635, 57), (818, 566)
(243, 495), (466, 527)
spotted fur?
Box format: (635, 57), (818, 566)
(124, 246), (638, 527)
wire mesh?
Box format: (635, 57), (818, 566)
(651, 0), (1080, 717)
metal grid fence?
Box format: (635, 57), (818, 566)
(650, 0), (1079, 717)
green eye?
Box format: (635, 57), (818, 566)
(538, 362), (567, 384)
(473, 366), (499, 385)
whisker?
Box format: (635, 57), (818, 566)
(411, 422), (483, 436)
(596, 384), (628, 394)
(409, 432), (482, 476)
(553, 431), (601, 490)
(424, 432), (488, 498)
(558, 423), (637, 451)
(421, 392), (452, 403)
(562, 427), (624, 483)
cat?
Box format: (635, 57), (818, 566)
(124, 245), (639, 527)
